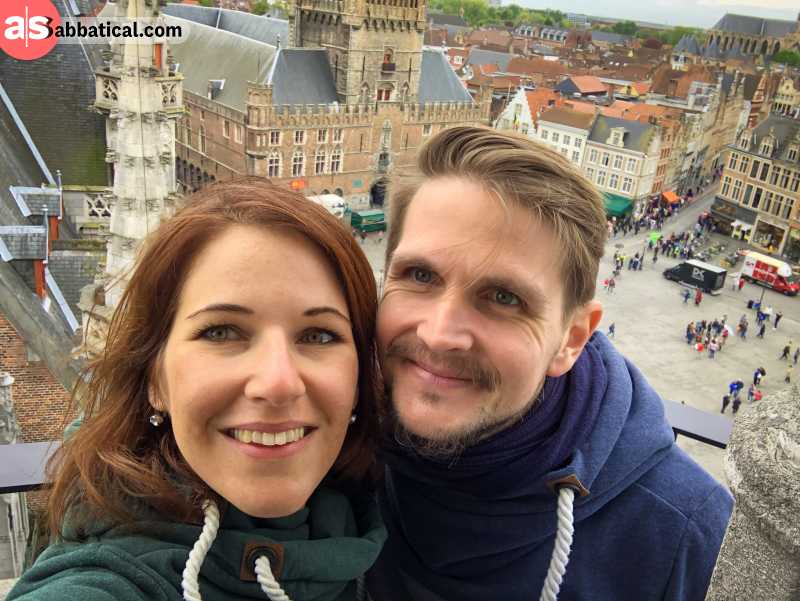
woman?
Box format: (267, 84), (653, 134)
(9, 178), (386, 601)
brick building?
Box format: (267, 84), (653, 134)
(165, 2), (488, 207)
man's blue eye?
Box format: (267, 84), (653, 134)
(493, 290), (520, 306)
(411, 268), (433, 284)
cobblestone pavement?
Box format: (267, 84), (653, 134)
(358, 187), (800, 486)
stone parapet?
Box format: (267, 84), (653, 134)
(706, 385), (800, 600)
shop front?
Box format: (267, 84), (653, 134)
(783, 228), (800, 265)
(710, 196), (758, 239)
(751, 217), (787, 254)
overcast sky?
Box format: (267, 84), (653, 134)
(520, 0), (798, 28)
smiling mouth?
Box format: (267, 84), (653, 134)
(228, 427), (312, 447)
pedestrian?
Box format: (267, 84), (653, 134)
(732, 395), (742, 415)
(720, 394), (731, 413)
(608, 277), (616, 294)
(794, 347), (800, 365)
(785, 364), (793, 384)
(757, 322), (766, 339)
(753, 368), (762, 387)
(747, 384), (755, 402)
(780, 342), (792, 360)
(694, 289), (703, 306)
(720, 326), (729, 348)
(608, 322), (616, 339)
(683, 288), (691, 304)
(708, 340), (718, 359)
(774, 311), (783, 329)
(739, 320), (748, 340)
(652, 253), (658, 265)
(754, 388), (763, 402)
(738, 278), (745, 292)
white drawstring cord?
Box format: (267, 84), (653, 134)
(182, 500), (220, 601)
(181, 500), (293, 601)
(255, 556), (292, 601)
(538, 487), (576, 601)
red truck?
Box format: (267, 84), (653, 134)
(740, 251), (799, 296)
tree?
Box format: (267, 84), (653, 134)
(198, 0), (214, 6)
(612, 20), (638, 36)
(252, 0), (268, 14)
(772, 50), (800, 67)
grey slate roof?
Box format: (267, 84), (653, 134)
(724, 40), (746, 61)
(467, 48), (515, 71)
(429, 13), (469, 28)
(165, 16), (277, 112)
(711, 14), (797, 38)
(674, 35), (701, 55)
(591, 31), (630, 45)
(8, 187), (60, 218)
(0, 227), (47, 261)
(419, 49), (473, 104)
(268, 49), (338, 106)
(703, 38), (722, 60)
(163, 4), (289, 46)
(750, 115), (800, 161)
(0, 102), (46, 228)
(588, 115), (656, 154)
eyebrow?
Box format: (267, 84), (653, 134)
(185, 303), (350, 323)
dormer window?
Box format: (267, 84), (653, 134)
(760, 139), (773, 156)
(607, 127), (626, 147)
(788, 145), (799, 162)
(738, 132), (750, 150)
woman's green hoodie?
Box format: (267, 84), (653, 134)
(8, 486), (386, 601)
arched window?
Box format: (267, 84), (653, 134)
(330, 148), (342, 173)
(360, 82), (370, 104)
(267, 151), (281, 178)
(377, 84), (393, 102)
(292, 150), (305, 177)
(315, 148), (326, 175)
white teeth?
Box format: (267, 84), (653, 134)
(233, 427), (306, 447)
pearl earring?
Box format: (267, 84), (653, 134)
(149, 412), (165, 427)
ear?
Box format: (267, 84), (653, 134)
(546, 300), (603, 377)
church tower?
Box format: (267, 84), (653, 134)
(288, 0), (427, 105)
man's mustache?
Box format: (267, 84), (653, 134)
(384, 338), (500, 392)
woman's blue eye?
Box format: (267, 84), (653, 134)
(493, 290), (520, 306)
(411, 268), (433, 283)
(301, 329), (336, 344)
(200, 325), (239, 341)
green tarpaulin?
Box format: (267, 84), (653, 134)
(603, 192), (634, 217)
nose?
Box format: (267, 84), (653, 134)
(416, 292), (474, 353)
(243, 331), (306, 405)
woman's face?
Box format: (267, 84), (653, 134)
(154, 225), (358, 518)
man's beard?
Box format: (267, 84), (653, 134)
(383, 336), (543, 461)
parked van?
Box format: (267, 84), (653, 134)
(739, 251), (799, 296)
(663, 260), (727, 294)
(306, 194), (346, 219)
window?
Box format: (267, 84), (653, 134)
(601, 153), (610, 166)
(572, 150), (580, 163)
(234, 124), (242, 144)
(318, 129), (328, 143)
(750, 160), (760, 179)
(563, 135), (571, 146)
(222, 119), (230, 139)
(613, 155), (623, 170)
(752, 186), (763, 209)
(763, 191), (773, 213)
(574, 138), (582, 148)
(377, 87), (392, 101)
(732, 179), (743, 201)
(198, 125), (206, 154)
(788, 147), (798, 162)
(622, 177), (633, 193)
(269, 130), (281, 145)
(267, 152), (281, 177)
(332, 128), (343, 143)
(552, 132), (560, 144)
(728, 152), (739, 170)
(294, 130), (305, 145)
(783, 197), (795, 219)
(200, 110), (205, 121)
(773, 195), (784, 217)
(586, 167), (595, 180)
(292, 150), (304, 176)
(781, 168), (790, 189)
(759, 162), (769, 182)
(541, 130), (549, 141)
(721, 176), (731, 197)
(609, 173), (619, 189)
(589, 149), (598, 163)
(330, 148), (342, 173)
(792, 171), (800, 193)
(315, 149), (326, 175)
(561, 148), (568, 157)
(597, 171), (606, 186)
(626, 158), (636, 173)
(611, 132), (622, 146)
(770, 166), (780, 186)
(423, 124), (432, 137)
(760, 141), (773, 156)
(740, 156), (750, 174)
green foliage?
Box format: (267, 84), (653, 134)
(428, 0), (565, 28)
(197, 0), (214, 6)
(612, 20), (638, 36)
(252, 0), (269, 15)
(772, 50), (800, 67)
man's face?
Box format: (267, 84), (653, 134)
(378, 177), (591, 453)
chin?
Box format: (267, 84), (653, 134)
(230, 492), (309, 519)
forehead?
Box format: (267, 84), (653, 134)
(178, 225), (347, 312)
(394, 177), (562, 288)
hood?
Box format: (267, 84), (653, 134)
(378, 331), (675, 583)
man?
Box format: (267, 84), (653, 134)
(368, 127), (732, 601)
(774, 310), (783, 329)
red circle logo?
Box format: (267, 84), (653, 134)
(0, 0), (60, 61)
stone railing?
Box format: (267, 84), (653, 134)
(705, 385), (800, 600)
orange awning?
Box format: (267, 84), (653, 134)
(663, 191), (680, 204)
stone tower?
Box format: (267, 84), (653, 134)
(98, 0), (183, 308)
(81, 0), (183, 356)
(288, 0), (427, 105)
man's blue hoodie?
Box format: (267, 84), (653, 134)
(367, 332), (733, 601)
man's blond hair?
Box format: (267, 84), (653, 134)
(385, 125), (608, 318)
